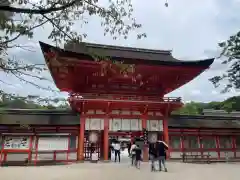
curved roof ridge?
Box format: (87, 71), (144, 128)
(40, 41), (214, 66)
(79, 41), (172, 55)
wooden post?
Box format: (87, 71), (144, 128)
(0, 136), (5, 166)
(77, 115), (85, 161)
(198, 134), (203, 156)
(142, 115), (148, 162)
(103, 115), (109, 161)
(215, 136), (220, 159)
(34, 136), (39, 166)
(163, 117), (170, 158)
(28, 136), (33, 163)
(180, 135), (184, 154)
(232, 136), (236, 159)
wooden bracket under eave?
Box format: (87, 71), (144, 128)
(143, 104), (148, 115)
(105, 102), (111, 114)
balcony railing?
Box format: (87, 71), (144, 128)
(69, 93), (182, 103)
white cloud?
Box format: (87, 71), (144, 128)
(1, 0), (240, 102)
(191, 90), (201, 95)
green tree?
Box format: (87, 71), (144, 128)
(210, 32), (240, 92)
(173, 96), (240, 115)
(172, 102), (204, 115)
(0, 91), (69, 109)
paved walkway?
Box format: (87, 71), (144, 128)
(0, 161), (239, 180)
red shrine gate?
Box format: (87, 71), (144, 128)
(69, 95), (182, 160)
(39, 41), (214, 161)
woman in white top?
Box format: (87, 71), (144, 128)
(113, 141), (121, 162)
(130, 142), (137, 165)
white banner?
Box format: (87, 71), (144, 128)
(112, 118), (122, 131)
(4, 136), (30, 150)
(121, 119), (131, 131)
(85, 118), (104, 130)
(147, 120), (163, 131)
(38, 137), (68, 151)
(109, 119), (141, 131)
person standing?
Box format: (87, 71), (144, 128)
(108, 143), (113, 160)
(113, 141), (121, 162)
(127, 142), (131, 157)
(156, 140), (169, 172)
(134, 145), (142, 169)
(130, 141), (137, 165)
(149, 143), (158, 171)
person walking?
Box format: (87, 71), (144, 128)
(149, 143), (158, 171)
(108, 143), (113, 160)
(127, 142), (131, 157)
(113, 141), (121, 162)
(130, 141), (137, 165)
(134, 145), (142, 169)
(156, 140), (169, 172)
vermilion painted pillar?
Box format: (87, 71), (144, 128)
(180, 136), (184, 153)
(232, 136), (236, 158)
(77, 115), (85, 161)
(197, 134), (203, 156)
(215, 136), (220, 159)
(142, 115), (148, 162)
(103, 115), (109, 161)
(163, 117), (170, 158)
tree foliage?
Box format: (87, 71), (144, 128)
(172, 96), (240, 115)
(0, 90), (70, 109)
(210, 32), (240, 92)
(0, 0), (147, 93)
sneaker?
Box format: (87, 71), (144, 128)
(165, 168), (168, 172)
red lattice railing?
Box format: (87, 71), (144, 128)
(69, 93), (181, 103)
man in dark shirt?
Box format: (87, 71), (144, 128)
(127, 142), (131, 157)
(134, 145), (142, 169)
(149, 143), (158, 171)
(156, 140), (168, 172)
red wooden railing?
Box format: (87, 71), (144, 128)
(69, 93), (182, 103)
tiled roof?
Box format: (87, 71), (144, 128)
(1, 109), (240, 129)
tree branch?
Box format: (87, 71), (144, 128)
(10, 71), (59, 92)
(0, 63), (45, 71)
(1, 19), (49, 46)
(42, 14), (74, 40)
(0, 0), (79, 14)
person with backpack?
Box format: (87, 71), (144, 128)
(156, 140), (169, 172)
(134, 144), (142, 169)
(149, 143), (158, 171)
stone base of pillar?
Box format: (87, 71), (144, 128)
(76, 160), (85, 163)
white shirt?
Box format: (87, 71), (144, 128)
(130, 144), (137, 154)
(113, 143), (121, 151)
(91, 152), (98, 161)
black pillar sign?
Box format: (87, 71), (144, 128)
(143, 128), (148, 145)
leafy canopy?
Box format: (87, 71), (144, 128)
(0, 0), (146, 93)
(173, 96), (240, 115)
(210, 31), (240, 92)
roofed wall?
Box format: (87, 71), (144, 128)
(1, 109), (240, 129)
(0, 109), (79, 125)
(203, 109), (240, 117)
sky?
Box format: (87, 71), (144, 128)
(1, 0), (240, 102)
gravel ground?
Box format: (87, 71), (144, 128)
(1, 161), (240, 180)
